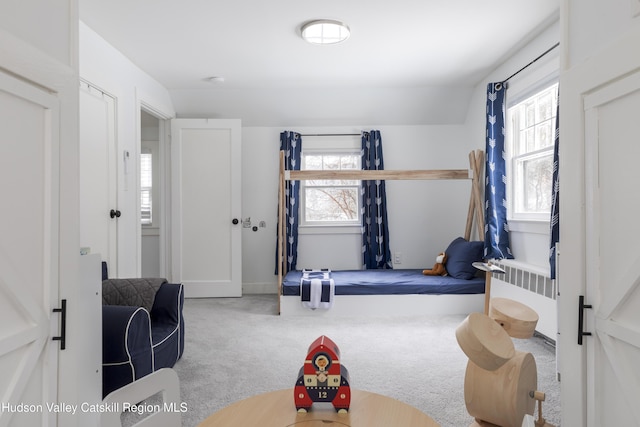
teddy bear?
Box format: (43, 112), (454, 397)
(423, 252), (448, 276)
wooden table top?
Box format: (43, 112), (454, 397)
(197, 388), (440, 427)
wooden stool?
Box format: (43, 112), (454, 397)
(456, 312), (515, 371)
(464, 351), (537, 427)
(489, 297), (539, 339)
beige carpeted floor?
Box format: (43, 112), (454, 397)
(168, 294), (560, 427)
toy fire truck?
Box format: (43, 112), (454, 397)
(294, 335), (351, 413)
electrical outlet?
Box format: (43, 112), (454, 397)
(394, 252), (402, 264)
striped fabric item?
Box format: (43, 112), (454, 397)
(300, 269), (334, 310)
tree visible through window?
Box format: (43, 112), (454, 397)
(508, 82), (558, 218)
(302, 152), (360, 224)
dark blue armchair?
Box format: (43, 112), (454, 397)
(101, 265), (184, 397)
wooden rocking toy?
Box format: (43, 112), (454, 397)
(456, 305), (554, 427)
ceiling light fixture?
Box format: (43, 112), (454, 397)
(204, 76), (225, 84)
(301, 20), (350, 45)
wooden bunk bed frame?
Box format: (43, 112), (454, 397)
(277, 149), (486, 316)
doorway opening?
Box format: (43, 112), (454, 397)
(140, 109), (170, 278)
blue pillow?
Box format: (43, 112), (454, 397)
(445, 237), (484, 280)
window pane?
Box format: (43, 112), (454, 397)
(305, 155), (323, 170)
(515, 153), (553, 213)
(536, 92), (553, 122)
(525, 128), (535, 153)
(307, 179), (359, 187)
(301, 151), (361, 225)
(508, 82), (558, 216)
(140, 153), (152, 225)
(524, 101), (536, 128)
(305, 187), (359, 221)
(140, 153), (152, 187)
(141, 189), (152, 224)
(341, 155), (359, 169)
(323, 155), (341, 170)
(535, 121), (553, 150)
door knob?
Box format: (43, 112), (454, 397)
(110, 209), (122, 219)
(232, 218), (239, 225)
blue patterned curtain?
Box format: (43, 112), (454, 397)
(361, 130), (393, 269)
(549, 91), (560, 280)
(485, 82), (513, 260)
(276, 131), (302, 272)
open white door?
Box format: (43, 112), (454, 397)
(562, 26), (640, 427)
(583, 69), (640, 426)
(171, 119), (242, 297)
(0, 68), (60, 426)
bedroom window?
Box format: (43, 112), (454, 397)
(301, 151), (361, 226)
(140, 151), (152, 225)
(507, 82), (558, 220)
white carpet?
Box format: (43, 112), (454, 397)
(170, 294), (560, 427)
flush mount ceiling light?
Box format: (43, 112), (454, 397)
(204, 76), (225, 84)
(301, 20), (350, 45)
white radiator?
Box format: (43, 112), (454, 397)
(491, 262), (555, 300)
(488, 261), (557, 341)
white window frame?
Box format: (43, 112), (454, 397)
(506, 79), (558, 223)
(300, 148), (361, 227)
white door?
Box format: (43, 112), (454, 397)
(0, 69), (60, 426)
(171, 119), (242, 297)
(79, 82), (118, 274)
(561, 24), (640, 427)
(583, 69), (640, 426)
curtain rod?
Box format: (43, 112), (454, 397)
(299, 133), (362, 137)
(503, 42), (560, 84)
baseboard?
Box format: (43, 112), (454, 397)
(242, 282), (277, 294)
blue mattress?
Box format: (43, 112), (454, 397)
(282, 269), (485, 296)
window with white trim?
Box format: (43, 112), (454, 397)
(301, 150), (361, 226)
(507, 82), (558, 220)
(140, 151), (152, 225)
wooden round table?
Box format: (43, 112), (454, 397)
(197, 388), (440, 426)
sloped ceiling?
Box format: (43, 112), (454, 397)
(80, 0), (559, 126)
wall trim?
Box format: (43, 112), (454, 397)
(243, 282), (278, 294)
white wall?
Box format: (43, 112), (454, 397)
(79, 22), (175, 277)
(459, 19), (560, 335)
(463, 19), (560, 273)
(241, 125), (481, 293)
(171, 86), (474, 127)
(0, 0), (76, 68)
(565, 0), (640, 68)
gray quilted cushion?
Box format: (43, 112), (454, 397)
(102, 278), (167, 312)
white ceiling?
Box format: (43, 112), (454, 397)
(80, 0), (559, 126)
